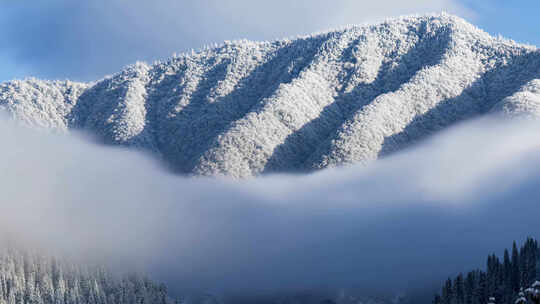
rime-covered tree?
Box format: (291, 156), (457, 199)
(0, 248), (177, 304)
(523, 281), (540, 304)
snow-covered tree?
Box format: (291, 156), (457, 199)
(435, 239), (540, 304)
(0, 248), (177, 304)
(524, 281), (540, 304)
(516, 290), (527, 304)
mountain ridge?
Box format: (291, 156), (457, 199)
(1, 14), (539, 177)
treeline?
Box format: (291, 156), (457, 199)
(434, 238), (540, 304)
(0, 247), (172, 304)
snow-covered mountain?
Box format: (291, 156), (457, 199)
(1, 14), (539, 177)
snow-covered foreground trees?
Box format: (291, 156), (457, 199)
(433, 238), (540, 304)
(0, 247), (173, 304)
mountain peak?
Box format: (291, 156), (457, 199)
(1, 16), (539, 177)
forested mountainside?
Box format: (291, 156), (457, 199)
(1, 14), (539, 177)
(0, 247), (172, 304)
(434, 238), (540, 304)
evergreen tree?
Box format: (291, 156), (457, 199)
(0, 247), (178, 304)
(454, 274), (465, 304)
(504, 249), (513, 304)
(513, 242), (522, 292)
(434, 239), (540, 304)
(515, 289), (527, 304)
(464, 271), (476, 304)
(442, 279), (453, 304)
(524, 281), (540, 304)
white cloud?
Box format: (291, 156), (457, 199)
(1, 115), (539, 300)
(0, 0), (473, 82)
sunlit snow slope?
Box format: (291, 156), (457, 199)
(1, 14), (539, 177)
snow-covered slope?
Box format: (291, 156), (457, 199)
(1, 14), (539, 177)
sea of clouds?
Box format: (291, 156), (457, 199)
(1, 115), (540, 301)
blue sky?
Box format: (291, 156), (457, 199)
(0, 0), (538, 83)
(460, 0), (540, 46)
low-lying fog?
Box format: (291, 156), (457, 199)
(1, 115), (540, 301)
